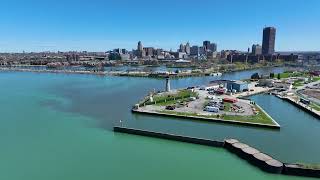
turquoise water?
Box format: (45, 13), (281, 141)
(0, 68), (318, 180)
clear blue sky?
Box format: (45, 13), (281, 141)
(0, 0), (319, 52)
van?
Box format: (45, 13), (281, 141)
(205, 106), (219, 113)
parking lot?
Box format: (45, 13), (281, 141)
(140, 88), (255, 116)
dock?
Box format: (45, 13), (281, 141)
(113, 126), (320, 178)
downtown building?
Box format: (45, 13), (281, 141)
(262, 27), (276, 55)
(252, 44), (262, 55)
(203, 40), (217, 52)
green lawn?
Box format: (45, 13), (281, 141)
(277, 71), (310, 79)
(223, 102), (233, 112)
(222, 108), (275, 125)
(293, 80), (304, 87)
(312, 77), (320, 82)
(278, 72), (291, 79)
(158, 104), (276, 126)
(142, 89), (198, 106)
(309, 103), (320, 111)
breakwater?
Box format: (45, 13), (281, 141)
(114, 126), (320, 178)
(114, 126), (224, 147)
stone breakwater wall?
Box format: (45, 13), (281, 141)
(114, 126), (320, 178)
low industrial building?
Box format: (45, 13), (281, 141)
(210, 80), (249, 92)
(227, 81), (249, 92)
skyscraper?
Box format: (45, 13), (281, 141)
(190, 46), (199, 56)
(185, 42), (191, 55)
(144, 47), (154, 57)
(262, 27), (276, 55)
(208, 43), (217, 52)
(203, 41), (210, 51)
(252, 44), (262, 55)
(137, 41), (145, 58)
(179, 43), (185, 53)
(137, 41), (143, 51)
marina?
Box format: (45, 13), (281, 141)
(1, 1), (320, 179)
(133, 78), (280, 128)
(1, 67), (319, 180)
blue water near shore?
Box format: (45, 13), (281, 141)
(0, 67), (318, 180)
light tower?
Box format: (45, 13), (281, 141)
(165, 76), (171, 92)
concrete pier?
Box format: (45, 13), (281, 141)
(113, 126), (319, 177)
(283, 164), (320, 178)
(113, 126), (224, 147)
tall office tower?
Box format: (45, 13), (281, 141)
(203, 41), (210, 51)
(208, 43), (217, 52)
(185, 42), (191, 54)
(144, 47), (154, 57)
(190, 46), (199, 56)
(179, 43), (185, 53)
(262, 27), (276, 55)
(252, 44), (262, 55)
(137, 41), (143, 51)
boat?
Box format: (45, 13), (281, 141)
(210, 72), (222, 76)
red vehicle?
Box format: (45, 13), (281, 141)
(223, 97), (238, 103)
(216, 88), (225, 94)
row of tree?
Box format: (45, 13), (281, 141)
(251, 72), (281, 80)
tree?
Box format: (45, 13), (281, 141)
(270, 73), (275, 79)
(251, 73), (260, 80)
(277, 73), (281, 79)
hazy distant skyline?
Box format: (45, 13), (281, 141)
(0, 0), (319, 52)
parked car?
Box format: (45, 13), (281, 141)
(165, 105), (176, 110)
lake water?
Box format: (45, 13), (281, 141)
(0, 67), (318, 180)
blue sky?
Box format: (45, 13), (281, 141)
(0, 0), (319, 52)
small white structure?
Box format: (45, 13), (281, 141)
(165, 77), (171, 92)
(207, 95), (216, 100)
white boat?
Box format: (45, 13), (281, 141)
(210, 72), (222, 76)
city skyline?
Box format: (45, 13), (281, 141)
(0, 0), (320, 52)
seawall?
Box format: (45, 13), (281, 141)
(277, 96), (320, 119)
(132, 109), (281, 129)
(114, 126), (320, 178)
(114, 126), (224, 147)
